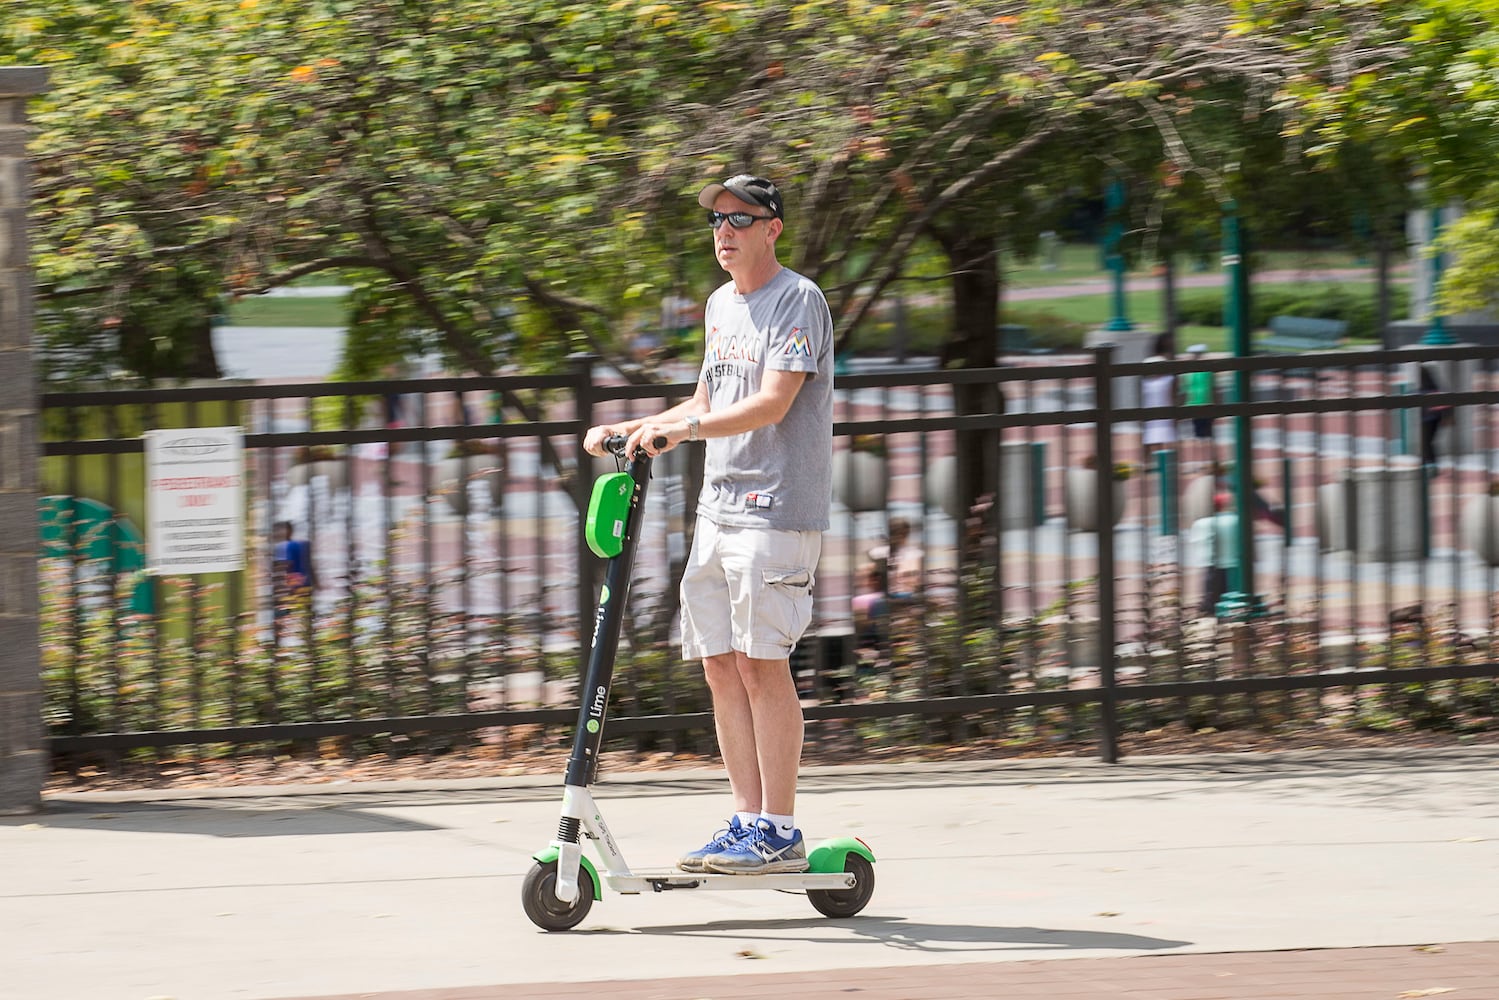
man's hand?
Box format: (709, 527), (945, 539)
(624, 419), (688, 457)
(583, 425), (625, 457)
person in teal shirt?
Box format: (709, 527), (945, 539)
(1187, 493), (1238, 615)
(1181, 344), (1217, 467)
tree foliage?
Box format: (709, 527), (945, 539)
(6, 0), (1457, 386)
(1242, 0), (1499, 312)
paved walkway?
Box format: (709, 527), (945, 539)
(283, 942), (1499, 999)
(6, 747), (1498, 1000)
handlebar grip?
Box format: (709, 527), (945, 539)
(602, 434), (668, 456)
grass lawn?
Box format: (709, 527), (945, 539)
(1007, 278), (1406, 352)
(1003, 243), (1403, 289)
(218, 245), (1402, 342)
(1010, 286), (1202, 327)
(222, 296), (344, 327)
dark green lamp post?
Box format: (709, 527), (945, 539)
(1103, 177), (1134, 332)
(1422, 206), (1456, 346)
(1217, 200), (1265, 618)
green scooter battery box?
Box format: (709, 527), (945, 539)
(585, 471), (634, 559)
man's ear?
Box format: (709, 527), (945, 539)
(767, 218), (784, 241)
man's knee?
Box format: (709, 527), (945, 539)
(703, 653), (740, 689)
(736, 655), (793, 695)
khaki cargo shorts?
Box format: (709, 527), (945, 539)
(679, 516), (821, 662)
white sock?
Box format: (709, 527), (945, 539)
(761, 812), (796, 840)
(735, 811), (758, 830)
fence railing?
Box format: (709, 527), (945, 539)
(38, 346), (1499, 765)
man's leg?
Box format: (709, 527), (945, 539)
(696, 651), (810, 874)
(696, 524), (816, 873)
(1422, 411), (1441, 466)
(704, 651), (762, 815)
(736, 653), (804, 816)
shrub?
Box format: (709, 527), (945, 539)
(1175, 285), (1410, 340)
(1003, 308), (1091, 350)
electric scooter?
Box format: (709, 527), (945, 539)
(521, 435), (875, 931)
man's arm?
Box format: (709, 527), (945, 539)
(693, 368), (806, 436)
(626, 369), (806, 456)
(584, 384), (710, 456)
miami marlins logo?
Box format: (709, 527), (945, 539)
(706, 326), (762, 363)
(782, 327), (811, 358)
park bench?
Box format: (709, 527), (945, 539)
(1259, 315), (1347, 353)
(997, 323), (1047, 355)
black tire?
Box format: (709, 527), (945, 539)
(807, 852), (875, 919)
(521, 859), (595, 931)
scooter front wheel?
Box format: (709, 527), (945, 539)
(521, 859), (595, 931)
(807, 852), (875, 918)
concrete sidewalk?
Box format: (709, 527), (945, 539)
(6, 747), (1498, 1000)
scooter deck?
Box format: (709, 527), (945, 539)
(605, 868), (857, 894)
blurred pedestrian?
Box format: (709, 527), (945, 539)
(272, 520), (316, 626)
(1141, 334), (1181, 454)
(1187, 493), (1238, 616)
(1181, 343), (1217, 468)
(1419, 361), (1453, 472)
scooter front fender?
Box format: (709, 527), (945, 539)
(532, 845), (603, 901)
(807, 836), (876, 873)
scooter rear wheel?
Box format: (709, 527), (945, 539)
(807, 852), (875, 918)
(521, 859), (595, 931)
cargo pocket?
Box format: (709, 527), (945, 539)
(764, 568), (812, 591)
(758, 566), (814, 653)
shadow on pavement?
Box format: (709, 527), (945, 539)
(7, 798), (442, 837)
(621, 914), (1192, 954)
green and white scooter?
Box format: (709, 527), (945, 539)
(521, 435), (875, 931)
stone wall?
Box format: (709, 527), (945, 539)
(0, 67), (48, 814)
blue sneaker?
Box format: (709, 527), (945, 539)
(703, 817), (808, 874)
(678, 817), (750, 873)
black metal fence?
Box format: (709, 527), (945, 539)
(38, 346), (1499, 765)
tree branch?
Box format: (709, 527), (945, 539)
(229, 256), (380, 297)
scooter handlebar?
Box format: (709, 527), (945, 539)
(602, 434), (668, 457)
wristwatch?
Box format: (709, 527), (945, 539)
(685, 415), (700, 441)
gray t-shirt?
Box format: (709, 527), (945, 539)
(696, 266), (833, 531)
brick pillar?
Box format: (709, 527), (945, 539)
(0, 67), (49, 814)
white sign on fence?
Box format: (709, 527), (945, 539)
(144, 427), (246, 574)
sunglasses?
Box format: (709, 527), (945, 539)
(708, 210), (775, 230)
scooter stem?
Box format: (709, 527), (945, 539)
(564, 446), (653, 789)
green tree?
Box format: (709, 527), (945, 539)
(6, 1), (732, 381)
(12, 0), (1400, 394)
(736, 2), (1318, 510)
(1241, 1), (1499, 314)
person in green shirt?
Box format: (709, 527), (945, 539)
(1181, 344), (1217, 468)
(1187, 492), (1238, 615)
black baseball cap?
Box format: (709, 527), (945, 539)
(697, 174), (784, 219)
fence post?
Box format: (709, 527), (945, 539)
(0, 67), (48, 813)
(571, 354), (598, 662)
(1155, 447), (1177, 535)
(1393, 379), (1412, 457)
(1281, 454), (1294, 548)
(1091, 345), (1120, 764)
